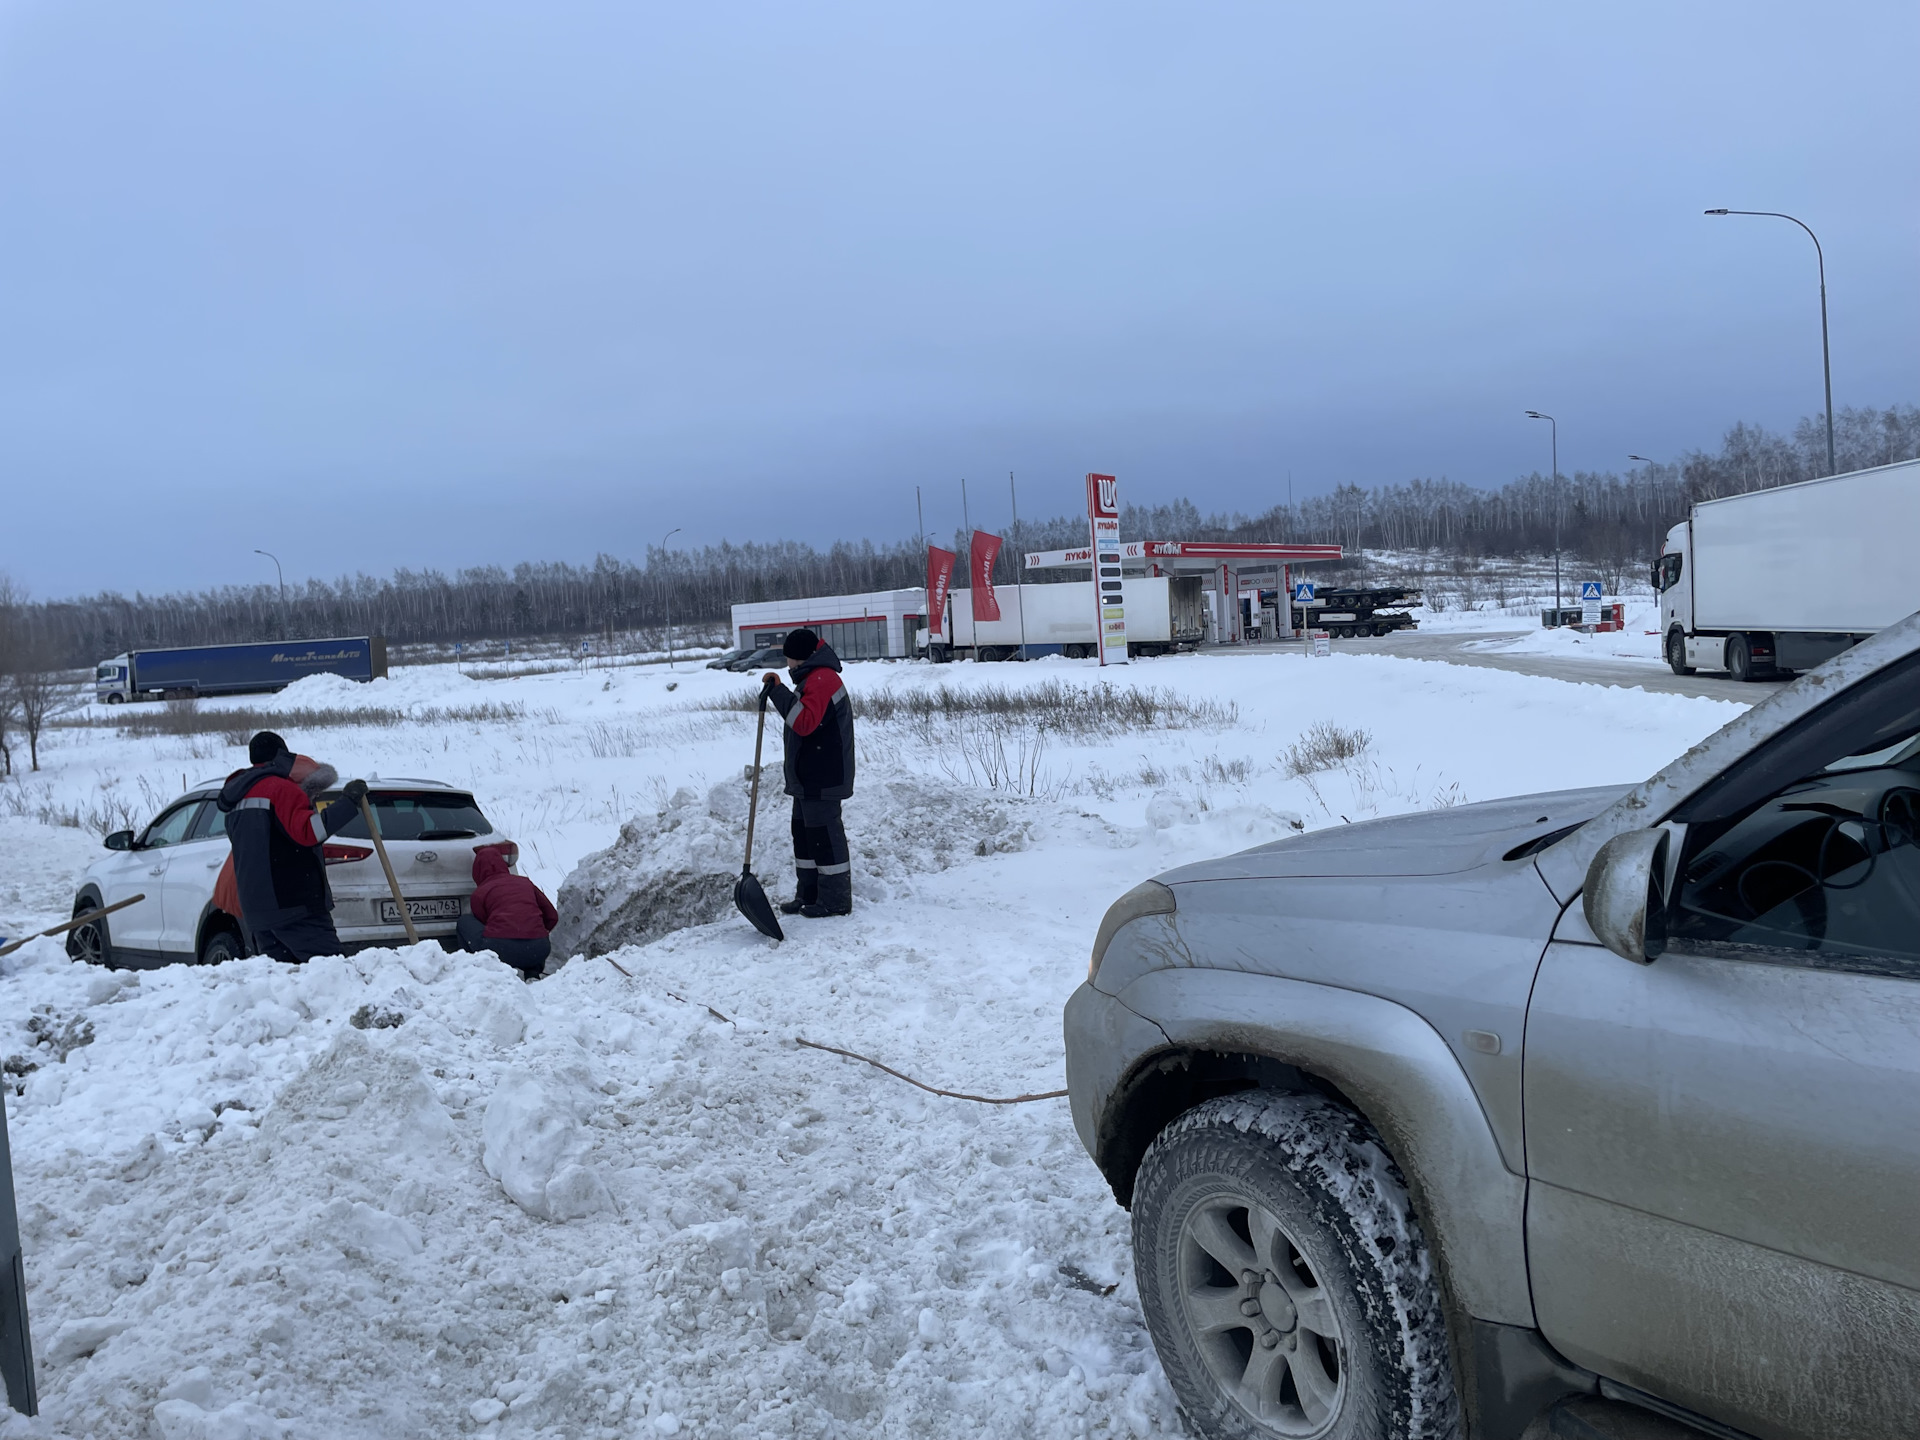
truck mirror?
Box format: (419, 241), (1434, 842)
(1582, 828), (1670, 964)
(103, 831), (134, 852)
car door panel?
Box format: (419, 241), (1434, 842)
(1524, 663), (1920, 1440)
(157, 802), (230, 957)
(1526, 940), (1920, 1440)
(110, 801), (199, 956)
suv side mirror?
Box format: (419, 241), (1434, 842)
(1583, 827), (1672, 964)
(103, 830), (134, 851)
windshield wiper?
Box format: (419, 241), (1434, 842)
(416, 829), (479, 841)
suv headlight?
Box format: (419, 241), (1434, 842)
(1089, 880), (1177, 982)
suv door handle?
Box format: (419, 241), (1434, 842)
(148, 864), (167, 876)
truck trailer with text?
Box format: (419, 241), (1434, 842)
(94, 637), (389, 703)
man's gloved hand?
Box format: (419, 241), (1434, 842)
(761, 672), (786, 690)
(341, 778), (369, 807)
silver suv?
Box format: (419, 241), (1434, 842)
(1065, 616), (1920, 1440)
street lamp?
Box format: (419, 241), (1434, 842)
(1628, 456), (1665, 570)
(1525, 411), (1562, 609)
(254, 549), (288, 639)
(660, 527), (682, 669)
(1704, 208), (1836, 476)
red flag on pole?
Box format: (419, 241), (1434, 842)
(925, 545), (956, 636)
(970, 531), (1003, 621)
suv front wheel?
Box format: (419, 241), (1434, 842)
(1132, 1092), (1458, 1440)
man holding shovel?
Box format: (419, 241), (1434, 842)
(761, 629), (856, 918)
(216, 731), (368, 963)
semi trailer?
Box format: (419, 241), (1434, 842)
(1287, 585), (1422, 638)
(1655, 457), (1920, 682)
(920, 577), (1205, 659)
(94, 637), (389, 703)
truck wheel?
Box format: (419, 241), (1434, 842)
(1726, 634), (1755, 682)
(1665, 632), (1694, 677)
(1133, 1092), (1459, 1440)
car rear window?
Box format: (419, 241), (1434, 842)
(318, 791), (494, 841)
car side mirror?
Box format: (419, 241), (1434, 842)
(1583, 827), (1672, 964)
(104, 830), (134, 851)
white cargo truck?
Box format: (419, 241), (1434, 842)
(1655, 457), (1920, 681)
(920, 577), (1205, 660)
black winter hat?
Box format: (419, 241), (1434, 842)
(248, 730), (290, 765)
(782, 628), (819, 661)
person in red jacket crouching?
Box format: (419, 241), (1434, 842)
(458, 848), (558, 979)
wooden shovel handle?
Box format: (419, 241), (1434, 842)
(0, 893), (146, 958)
(744, 691), (769, 872)
(358, 796), (422, 945)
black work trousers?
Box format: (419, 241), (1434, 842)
(789, 797), (850, 903)
(455, 914), (551, 977)
(253, 910), (343, 964)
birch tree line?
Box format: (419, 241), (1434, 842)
(11, 403), (1914, 666)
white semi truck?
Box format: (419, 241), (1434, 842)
(920, 577), (1206, 660)
(1655, 457), (1920, 681)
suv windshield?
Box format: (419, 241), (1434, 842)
(318, 790), (494, 841)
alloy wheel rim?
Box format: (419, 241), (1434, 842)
(1176, 1192), (1346, 1437)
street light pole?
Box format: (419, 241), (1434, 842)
(254, 549), (288, 639)
(660, 527), (682, 669)
(1628, 455), (1665, 568)
(1704, 209), (1836, 476)
(1525, 412), (1561, 609)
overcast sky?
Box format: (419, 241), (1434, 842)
(2, 1), (1914, 597)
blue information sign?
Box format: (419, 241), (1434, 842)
(1293, 582), (1316, 603)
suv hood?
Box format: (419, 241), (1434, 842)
(1160, 785), (1629, 884)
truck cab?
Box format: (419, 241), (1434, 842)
(95, 655), (131, 705)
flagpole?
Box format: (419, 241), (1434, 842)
(1010, 470), (1028, 662)
(960, 479), (972, 663)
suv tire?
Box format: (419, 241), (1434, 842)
(199, 926), (244, 966)
(1133, 1092), (1458, 1440)
(66, 894), (113, 967)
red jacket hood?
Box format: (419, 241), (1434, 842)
(472, 849), (511, 884)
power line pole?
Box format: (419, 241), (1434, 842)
(1525, 412), (1562, 610)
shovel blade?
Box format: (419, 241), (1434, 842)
(733, 869), (785, 941)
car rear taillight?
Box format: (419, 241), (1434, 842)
(476, 840), (519, 871)
(323, 843), (373, 866)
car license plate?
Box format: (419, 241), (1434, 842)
(380, 897), (463, 922)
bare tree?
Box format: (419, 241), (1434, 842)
(0, 575), (18, 777)
(8, 632), (82, 772)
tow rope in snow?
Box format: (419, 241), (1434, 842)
(794, 1037), (1068, 1106)
(601, 955), (1066, 1104)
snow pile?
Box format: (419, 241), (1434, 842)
(1, 928), (1176, 1439)
(553, 773), (1103, 958)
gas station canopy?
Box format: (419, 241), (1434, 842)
(1023, 540), (1343, 572)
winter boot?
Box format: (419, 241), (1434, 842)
(800, 870), (852, 918)
(780, 867), (817, 916)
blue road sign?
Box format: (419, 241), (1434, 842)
(1293, 582), (1316, 603)
(1579, 581), (1603, 602)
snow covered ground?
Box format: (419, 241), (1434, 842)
(0, 652), (1745, 1438)
(1411, 598), (1668, 665)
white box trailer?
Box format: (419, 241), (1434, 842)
(921, 577), (1205, 659)
(1653, 457), (1920, 681)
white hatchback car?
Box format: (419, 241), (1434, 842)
(67, 778), (518, 967)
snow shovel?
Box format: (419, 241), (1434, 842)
(733, 691), (784, 942)
(357, 793), (422, 945)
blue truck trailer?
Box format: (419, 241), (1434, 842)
(94, 637), (388, 703)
